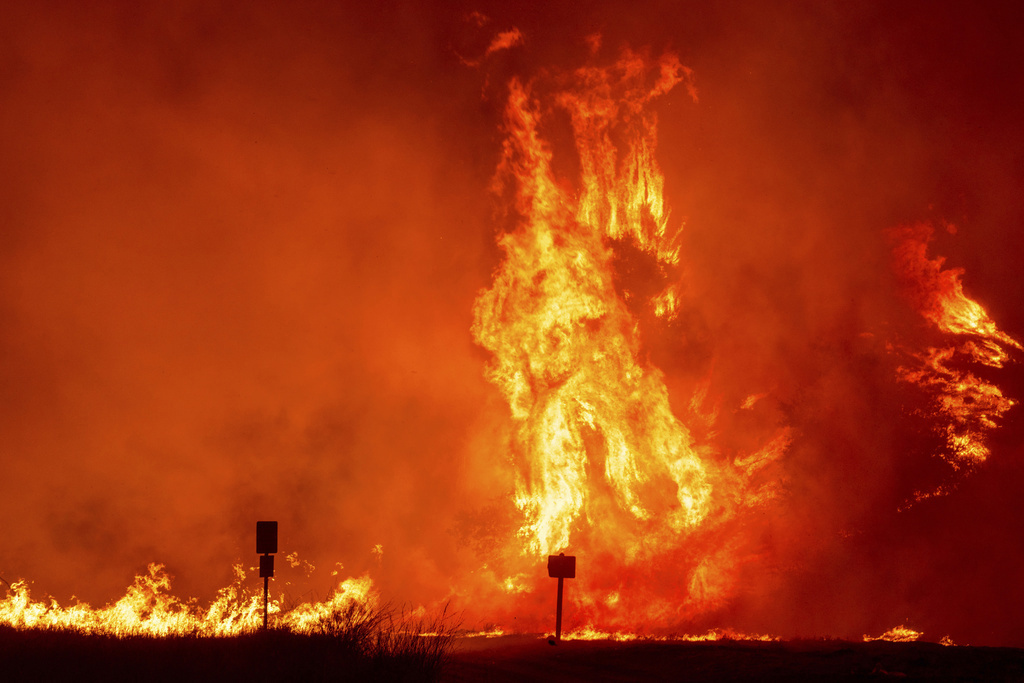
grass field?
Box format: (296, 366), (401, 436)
(0, 601), (457, 682)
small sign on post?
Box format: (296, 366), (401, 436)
(259, 553), (275, 578)
(547, 553), (576, 644)
(256, 521), (278, 630)
(257, 521), (278, 555)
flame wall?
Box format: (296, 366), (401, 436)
(2, 1), (1023, 646)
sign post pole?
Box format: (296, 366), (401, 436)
(546, 552), (576, 644)
(555, 574), (564, 640)
(256, 521), (278, 631)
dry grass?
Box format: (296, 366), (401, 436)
(306, 599), (459, 678)
(0, 601), (459, 682)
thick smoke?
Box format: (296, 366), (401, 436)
(0, 1), (500, 609)
(2, 1), (1023, 645)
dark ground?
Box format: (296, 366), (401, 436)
(443, 634), (1024, 682)
(0, 626), (444, 682)
(4, 627), (1024, 681)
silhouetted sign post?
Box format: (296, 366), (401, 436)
(257, 521), (278, 630)
(547, 553), (576, 643)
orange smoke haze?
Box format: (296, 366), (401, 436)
(2, 2), (1024, 646)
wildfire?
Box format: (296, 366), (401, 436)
(562, 626), (777, 642)
(4, 26), (1019, 648)
(462, 626), (506, 638)
(472, 48), (788, 568)
(890, 224), (1020, 481)
(0, 563), (374, 637)
(863, 625), (923, 643)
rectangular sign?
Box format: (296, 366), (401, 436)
(259, 553), (274, 578)
(547, 554), (576, 579)
(256, 521), (278, 555)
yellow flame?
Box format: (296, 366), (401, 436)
(863, 624), (923, 643)
(462, 626), (506, 638)
(562, 626), (777, 642)
(472, 51), (714, 558)
(0, 563), (375, 637)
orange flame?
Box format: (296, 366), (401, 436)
(472, 50), (712, 558)
(863, 624), (923, 643)
(0, 563), (375, 636)
(890, 224), (1020, 482)
(563, 625), (777, 642)
(892, 223), (1021, 366)
(471, 47), (789, 625)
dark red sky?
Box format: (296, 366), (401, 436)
(1, 1), (1023, 644)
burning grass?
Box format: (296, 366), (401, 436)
(0, 599), (458, 682)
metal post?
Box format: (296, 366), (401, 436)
(257, 521), (277, 631)
(547, 553), (575, 645)
(263, 575), (269, 630)
(555, 576), (564, 641)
